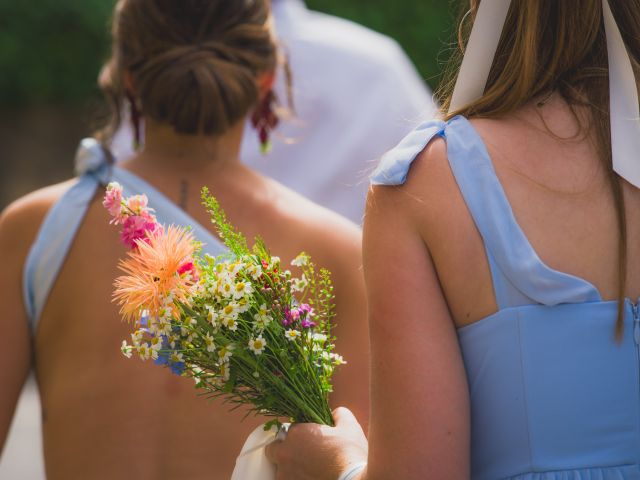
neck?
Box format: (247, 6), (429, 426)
(134, 119), (246, 174)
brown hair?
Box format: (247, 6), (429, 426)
(437, 0), (640, 338)
(97, 0), (277, 143)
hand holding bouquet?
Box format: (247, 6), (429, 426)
(104, 182), (345, 478)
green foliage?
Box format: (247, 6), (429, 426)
(0, 1), (460, 106)
(201, 186), (250, 257)
(184, 188), (339, 425)
(0, 0), (115, 106)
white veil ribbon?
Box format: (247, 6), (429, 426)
(450, 0), (640, 189)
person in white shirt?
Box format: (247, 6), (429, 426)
(111, 0), (437, 224)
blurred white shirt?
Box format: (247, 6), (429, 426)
(244, 0), (436, 223)
(112, 0), (437, 224)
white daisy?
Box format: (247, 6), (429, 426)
(121, 340), (133, 359)
(195, 280), (207, 297)
(236, 297), (251, 313)
(330, 353), (346, 365)
(149, 336), (163, 351)
(248, 336), (267, 355)
(219, 362), (231, 382)
(227, 261), (243, 276)
(221, 302), (240, 321)
(269, 256), (281, 269)
(246, 263), (263, 280)
(233, 281), (253, 299)
(312, 333), (327, 343)
(131, 330), (143, 347)
(222, 316), (238, 332)
(291, 275), (308, 292)
(218, 345), (234, 362)
(291, 253), (309, 267)
(191, 365), (204, 385)
(138, 343), (152, 360)
(218, 277), (234, 298)
(204, 333), (215, 352)
(206, 307), (219, 327)
(155, 318), (172, 336)
(254, 304), (273, 328)
(170, 352), (184, 363)
(285, 329), (301, 341)
(206, 279), (218, 296)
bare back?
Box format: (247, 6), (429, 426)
(1, 160), (367, 479)
(399, 97), (640, 327)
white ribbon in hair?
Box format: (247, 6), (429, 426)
(450, 0), (640, 189)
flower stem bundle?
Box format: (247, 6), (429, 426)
(105, 183), (343, 428)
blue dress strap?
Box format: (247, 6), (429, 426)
(371, 119), (446, 186)
(23, 138), (225, 332)
(22, 139), (110, 329)
(371, 116), (602, 310)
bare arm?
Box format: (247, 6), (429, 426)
(266, 179), (470, 479)
(363, 183), (469, 479)
(324, 223), (369, 431)
(0, 201), (37, 454)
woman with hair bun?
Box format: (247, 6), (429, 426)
(0, 0), (368, 478)
(267, 1), (640, 479)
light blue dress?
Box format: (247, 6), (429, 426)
(372, 116), (640, 479)
(23, 139), (225, 332)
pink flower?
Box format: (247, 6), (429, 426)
(177, 260), (199, 281)
(120, 214), (162, 249)
(299, 304), (316, 328)
(299, 304), (314, 316)
(283, 307), (294, 326)
(177, 261), (195, 276)
(127, 194), (149, 215)
(103, 182), (125, 224)
(282, 305), (316, 327)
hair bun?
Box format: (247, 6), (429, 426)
(98, 0), (276, 139)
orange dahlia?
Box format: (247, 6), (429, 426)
(113, 225), (199, 324)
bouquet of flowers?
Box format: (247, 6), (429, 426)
(103, 182), (345, 478)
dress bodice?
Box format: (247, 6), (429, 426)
(372, 116), (640, 479)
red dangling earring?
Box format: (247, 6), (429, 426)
(126, 91), (142, 151)
(251, 90), (279, 155)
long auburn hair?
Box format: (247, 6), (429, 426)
(436, 0), (640, 338)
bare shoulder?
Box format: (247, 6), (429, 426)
(267, 181), (361, 272)
(367, 136), (462, 231)
(0, 180), (76, 253)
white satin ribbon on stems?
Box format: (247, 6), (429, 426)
(231, 423), (290, 480)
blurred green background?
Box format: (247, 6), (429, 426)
(0, 0), (461, 207)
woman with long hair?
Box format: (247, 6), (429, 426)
(0, 1), (368, 478)
(267, 1), (640, 478)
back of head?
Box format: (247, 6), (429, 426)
(98, 0), (276, 141)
